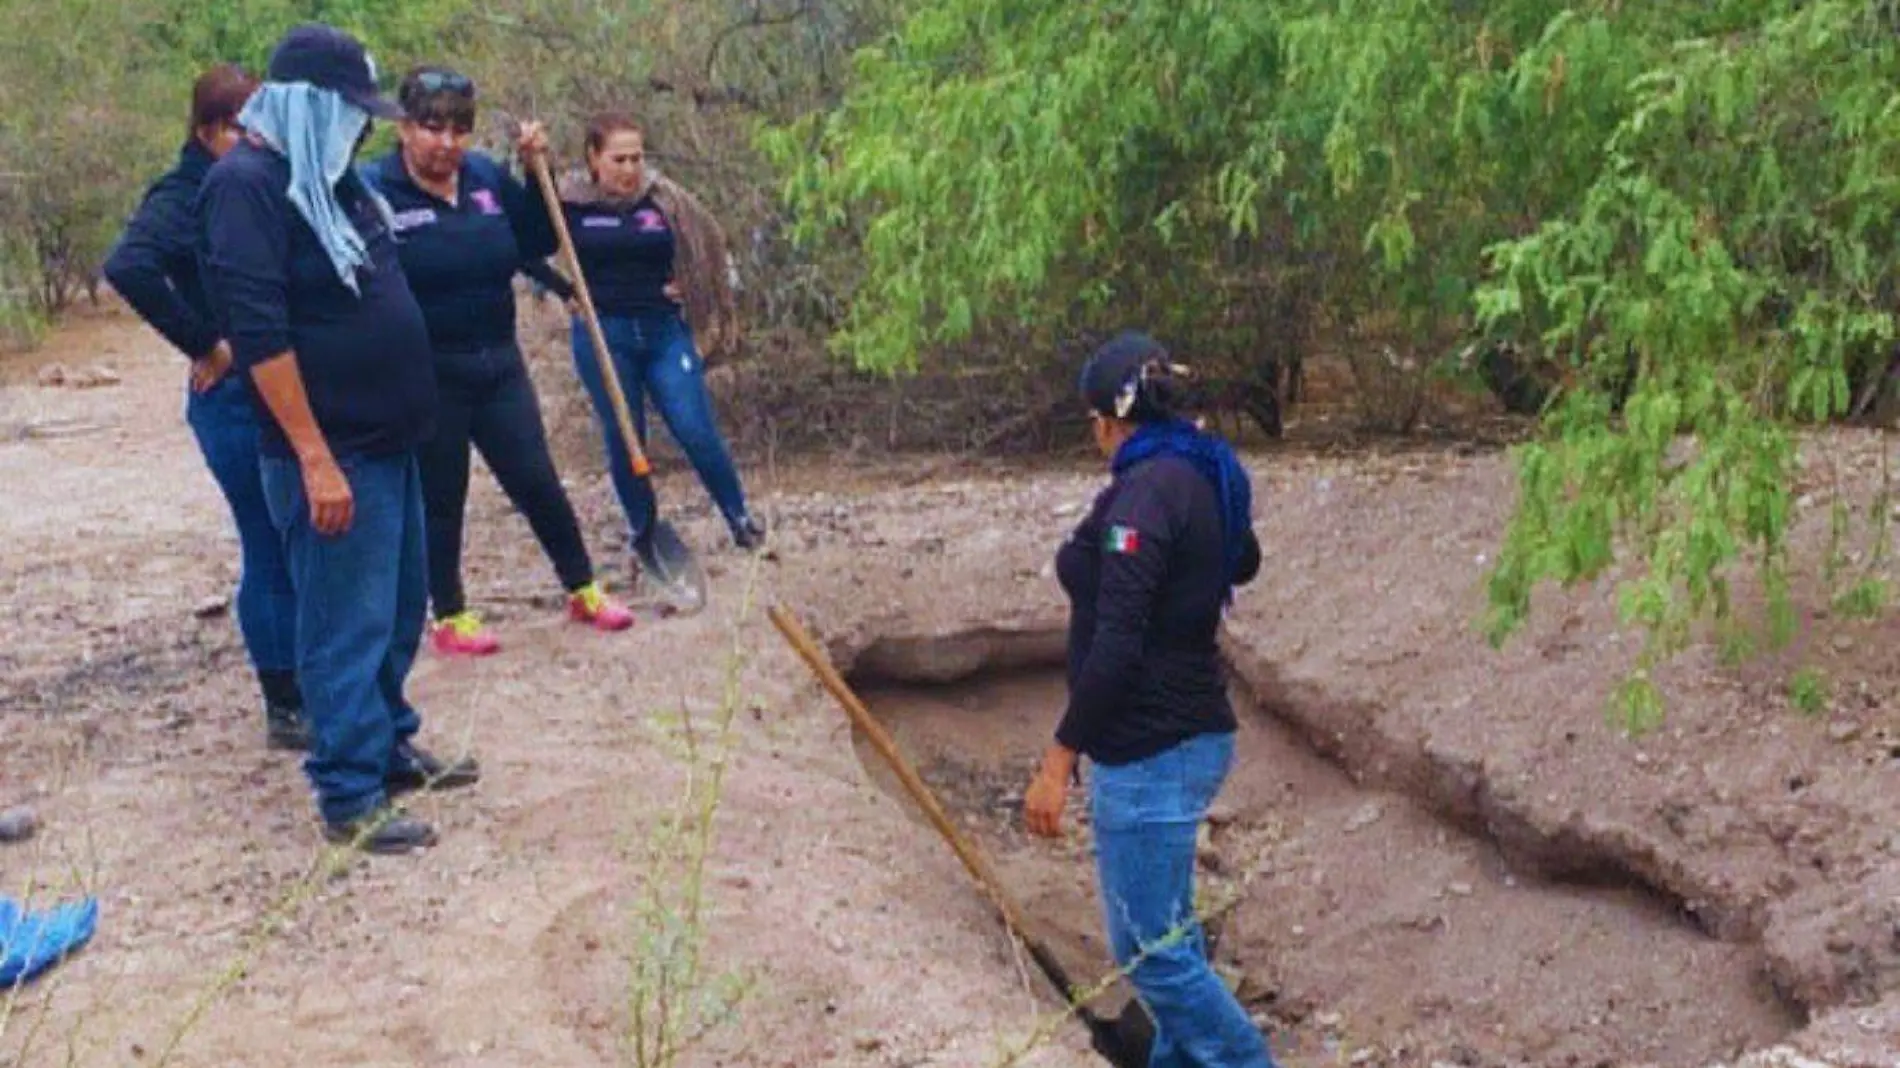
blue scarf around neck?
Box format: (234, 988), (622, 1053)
(1111, 418), (1255, 601)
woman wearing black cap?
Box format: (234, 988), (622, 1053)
(104, 63), (311, 753)
(1022, 331), (1276, 1067)
(360, 65), (634, 658)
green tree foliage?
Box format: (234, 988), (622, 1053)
(1477, 1), (1900, 723)
(0, 0), (173, 316)
(767, 0), (1900, 722)
(759, 1), (1289, 374)
(456, 0), (894, 333)
(0, 0), (471, 321)
(138, 0), (476, 79)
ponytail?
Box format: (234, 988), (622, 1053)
(1081, 330), (1193, 425)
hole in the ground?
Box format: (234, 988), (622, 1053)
(842, 636), (1803, 1068)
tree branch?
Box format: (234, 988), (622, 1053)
(704, 0), (815, 85)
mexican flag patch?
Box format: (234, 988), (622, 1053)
(1104, 524), (1141, 554)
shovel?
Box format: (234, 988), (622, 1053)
(767, 604), (1156, 1068)
(524, 149), (706, 613)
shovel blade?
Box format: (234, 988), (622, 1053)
(634, 519), (707, 613)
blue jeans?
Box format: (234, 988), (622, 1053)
(184, 377), (296, 674)
(1090, 732), (1278, 1068)
(570, 309), (750, 542)
(260, 450), (427, 826)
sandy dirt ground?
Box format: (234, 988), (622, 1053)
(2, 303), (1897, 1068)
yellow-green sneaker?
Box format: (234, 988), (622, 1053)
(430, 611), (500, 656)
(567, 582), (635, 632)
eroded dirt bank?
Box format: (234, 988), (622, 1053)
(800, 443), (1900, 1067)
(840, 641), (1802, 1067)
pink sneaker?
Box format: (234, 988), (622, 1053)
(431, 612), (501, 656)
(568, 582), (635, 632)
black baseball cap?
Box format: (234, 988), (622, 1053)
(1080, 330), (1170, 418)
(265, 23), (402, 119)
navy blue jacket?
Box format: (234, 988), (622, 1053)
(102, 140), (222, 362)
(196, 139), (436, 460)
(1053, 454), (1262, 765)
(358, 149), (564, 353)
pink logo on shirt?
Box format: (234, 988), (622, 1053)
(633, 208), (668, 233)
(470, 189), (502, 215)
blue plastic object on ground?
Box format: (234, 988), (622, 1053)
(0, 894), (99, 986)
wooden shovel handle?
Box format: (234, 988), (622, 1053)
(525, 150), (651, 479)
(766, 604), (1035, 936)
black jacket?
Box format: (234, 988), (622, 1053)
(103, 140), (222, 362)
(1054, 453), (1262, 765)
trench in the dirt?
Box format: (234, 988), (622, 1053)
(840, 629), (1805, 1068)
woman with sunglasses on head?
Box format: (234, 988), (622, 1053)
(104, 62), (310, 752)
(540, 111), (764, 560)
(1022, 331), (1277, 1068)
(360, 66), (634, 657)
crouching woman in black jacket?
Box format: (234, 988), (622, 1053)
(1024, 331), (1277, 1068)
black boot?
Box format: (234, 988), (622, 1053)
(323, 804), (437, 855)
(259, 669), (309, 751)
(731, 515), (767, 552)
(265, 702), (309, 751)
(386, 741), (480, 797)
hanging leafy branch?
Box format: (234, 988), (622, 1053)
(764, 0), (1900, 723)
(1475, 0), (1900, 725)
(758, 0), (1285, 373)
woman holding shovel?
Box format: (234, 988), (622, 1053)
(104, 62), (308, 753)
(360, 66), (634, 657)
(539, 113), (766, 557)
(1023, 331), (1277, 1068)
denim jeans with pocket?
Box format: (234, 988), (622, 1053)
(569, 309), (749, 543)
(260, 450), (427, 825)
(1090, 730), (1279, 1068)
(184, 376), (297, 674)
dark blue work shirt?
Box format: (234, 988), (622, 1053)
(102, 139), (222, 362)
(197, 139), (436, 460)
(358, 149), (560, 353)
(561, 193), (675, 318)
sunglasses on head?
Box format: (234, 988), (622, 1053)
(412, 70), (473, 96)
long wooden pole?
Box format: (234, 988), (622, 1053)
(525, 151), (652, 479)
(765, 602), (1141, 1055)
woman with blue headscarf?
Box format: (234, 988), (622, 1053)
(1022, 331), (1277, 1068)
(198, 22), (477, 856)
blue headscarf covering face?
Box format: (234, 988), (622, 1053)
(238, 81), (396, 296)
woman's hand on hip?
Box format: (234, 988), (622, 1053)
(190, 340), (234, 394)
